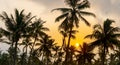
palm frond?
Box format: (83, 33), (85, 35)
(55, 13), (69, 22)
(65, 0), (80, 7)
(74, 14), (79, 27)
(79, 14), (90, 26)
(71, 34), (76, 39)
(77, 0), (90, 10)
(111, 34), (120, 38)
(70, 30), (78, 34)
(90, 39), (102, 47)
(0, 28), (11, 38)
(93, 24), (102, 30)
(76, 11), (90, 26)
(51, 8), (71, 13)
(0, 12), (9, 20)
(80, 11), (96, 17)
(103, 19), (115, 33)
(109, 38), (120, 46)
(108, 27), (120, 34)
(85, 34), (95, 39)
(59, 17), (69, 30)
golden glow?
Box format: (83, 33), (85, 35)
(75, 43), (80, 48)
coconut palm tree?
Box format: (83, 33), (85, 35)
(52, 0), (95, 47)
(20, 38), (32, 55)
(27, 18), (49, 65)
(85, 19), (120, 65)
(52, 0), (95, 62)
(60, 28), (77, 49)
(68, 45), (77, 65)
(52, 46), (63, 65)
(59, 29), (68, 51)
(76, 42), (95, 65)
(0, 9), (35, 65)
(29, 18), (49, 54)
(37, 34), (55, 65)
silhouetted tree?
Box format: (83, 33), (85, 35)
(0, 9), (35, 65)
(85, 19), (120, 65)
(76, 43), (95, 65)
(27, 18), (49, 65)
(37, 35), (55, 65)
(0, 52), (10, 65)
(52, 0), (95, 63)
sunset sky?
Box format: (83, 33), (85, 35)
(0, 0), (120, 50)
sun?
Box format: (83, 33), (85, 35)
(75, 43), (80, 48)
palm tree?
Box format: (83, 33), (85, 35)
(52, 46), (62, 65)
(60, 28), (77, 48)
(68, 45), (77, 65)
(52, 0), (95, 62)
(76, 42), (95, 65)
(37, 35), (55, 65)
(27, 18), (49, 65)
(20, 38), (32, 55)
(29, 18), (49, 54)
(85, 19), (120, 65)
(0, 9), (35, 65)
(59, 29), (68, 51)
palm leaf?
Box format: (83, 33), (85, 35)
(77, 0), (90, 10)
(111, 34), (120, 37)
(80, 11), (96, 17)
(90, 39), (102, 47)
(51, 8), (71, 13)
(74, 14), (79, 27)
(85, 34), (95, 39)
(55, 13), (69, 22)
(79, 14), (90, 26)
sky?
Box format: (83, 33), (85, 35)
(0, 0), (120, 50)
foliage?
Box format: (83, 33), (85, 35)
(0, 0), (120, 65)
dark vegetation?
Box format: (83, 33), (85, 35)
(0, 0), (120, 65)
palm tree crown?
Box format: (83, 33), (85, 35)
(0, 9), (35, 65)
(85, 19), (120, 65)
(76, 42), (95, 65)
(52, 0), (95, 28)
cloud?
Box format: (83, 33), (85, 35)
(30, 0), (65, 12)
(0, 0), (46, 16)
(91, 0), (120, 14)
(30, 0), (64, 7)
(90, 0), (120, 23)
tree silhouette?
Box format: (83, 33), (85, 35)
(37, 35), (55, 65)
(52, 0), (95, 63)
(0, 9), (35, 65)
(76, 42), (95, 65)
(85, 19), (120, 65)
(25, 18), (49, 65)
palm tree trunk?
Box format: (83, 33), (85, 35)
(61, 36), (66, 51)
(25, 46), (27, 55)
(67, 27), (72, 51)
(10, 41), (14, 65)
(65, 27), (72, 64)
(21, 53), (25, 65)
(13, 41), (18, 65)
(102, 44), (106, 65)
(83, 56), (85, 65)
